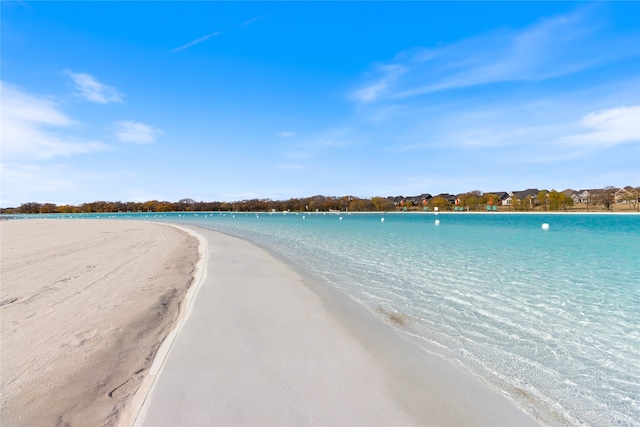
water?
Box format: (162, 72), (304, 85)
(18, 212), (640, 425)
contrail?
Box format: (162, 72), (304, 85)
(172, 10), (274, 53)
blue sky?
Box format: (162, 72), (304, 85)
(1, 1), (639, 206)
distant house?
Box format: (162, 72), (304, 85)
(561, 189), (579, 204)
(433, 193), (457, 204)
(385, 196), (401, 207)
(397, 194), (432, 206)
(418, 193), (433, 204)
(575, 189), (602, 204)
(615, 187), (634, 203)
(505, 189), (541, 208)
(576, 190), (590, 204)
(485, 191), (510, 206)
(513, 189), (540, 199)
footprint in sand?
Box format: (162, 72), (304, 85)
(108, 368), (145, 399)
(72, 329), (99, 348)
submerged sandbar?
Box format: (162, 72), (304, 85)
(138, 225), (540, 426)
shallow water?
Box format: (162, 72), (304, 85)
(23, 212), (640, 426)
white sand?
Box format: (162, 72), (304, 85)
(0, 219), (200, 426)
(137, 226), (540, 426)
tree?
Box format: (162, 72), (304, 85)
(510, 196), (524, 211)
(548, 190), (573, 211)
(143, 200), (159, 212)
(348, 198), (369, 212)
(624, 187), (640, 211)
(462, 194), (478, 211)
(595, 186), (617, 211)
(459, 191), (482, 211)
(481, 193), (500, 210)
(548, 191), (560, 210)
(429, 196), (451, 211)
(371, 197), (394, 211)
(537, 190), (548, 211)
(155, 202), (173, 212)
(58, 205), (76, 214)
(560, 193), (574, 211)
(17, 202), (42, 214)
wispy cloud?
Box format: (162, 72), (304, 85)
(1, 163), (77, 206)
(0, 162), (140, 206)
(351, 64), (406, 104)
(114, 120), (162, 144)
(172, 11), (272, 53)
(279, 130), (296, 138)
(0, 82), (107, 161)
(280, 128), (357, 163)
(64, 70), (123, 104)
(559, 105), (640, 147)
(367, 78), (639, 170)
(315, 128), (356, 148)
(277, 163), (304, 170)
(352, 5), (640, 103)
(172, 31), (223, 53)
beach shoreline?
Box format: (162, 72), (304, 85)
(2, 218), (541, 426)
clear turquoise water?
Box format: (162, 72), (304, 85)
(22, 212), (640, 425)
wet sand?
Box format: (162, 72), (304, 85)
(137, 226), (540, 426)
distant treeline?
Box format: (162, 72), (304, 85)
(3, 187), (638, 214)
(3, 196), (395, 214)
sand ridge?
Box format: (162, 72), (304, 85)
(0, 219), (200, 426)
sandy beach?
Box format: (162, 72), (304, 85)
(2, 219), (540, 426)
(0, 219), (200, 426)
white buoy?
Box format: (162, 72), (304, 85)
(339, 217), (343, 220)
(381, 217), (385, 222)
(542, 223), (550, 231)
(303, 216), (306, 219)
(435, 219), (440, 225)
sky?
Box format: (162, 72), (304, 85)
(1, 1), (639, 206)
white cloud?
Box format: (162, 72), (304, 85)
(0, 82), (107, 161)
(114, 120), (162, 144)
(64, 70), (123, 104)
(560, 105), (640, 147)
(351, 64), (406, 103)
(279, 131), (296, 138)
(281, 127), (356, 162)
(352, 5), (640, 103)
